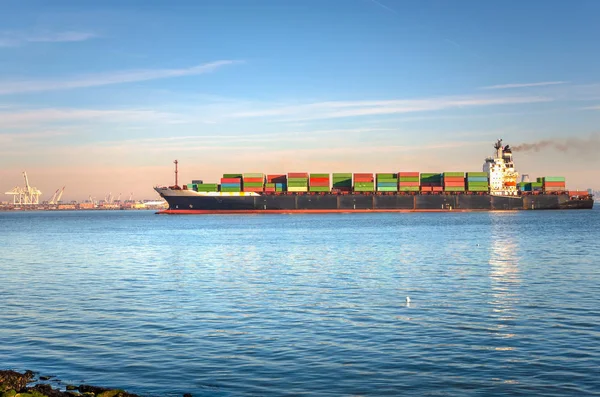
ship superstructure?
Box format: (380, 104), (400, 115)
(484, 139), (519, 196)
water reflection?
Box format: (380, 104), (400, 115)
(488, 212), (521, 334)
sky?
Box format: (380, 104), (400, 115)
(1, 0), (600, 201)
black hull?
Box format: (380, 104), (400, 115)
(158, 192), (594, 213)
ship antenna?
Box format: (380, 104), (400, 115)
(174, 160), (179, 187)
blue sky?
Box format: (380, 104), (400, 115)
(1, 0), (599, 200)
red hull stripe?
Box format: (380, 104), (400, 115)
(157, 209), (486, 215)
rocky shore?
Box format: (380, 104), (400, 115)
(1, 370), (189, 397)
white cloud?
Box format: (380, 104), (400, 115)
(230, 95), (552, 121)
(0, 30), (97, 47)
(480, 81), (567, 90)
(0, 60), (241, 95)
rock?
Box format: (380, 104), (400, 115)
(78, 385), (110, 395)
(39, 377), (51, 381)
(0, 370), (34, 392)
(65, 386), (77, 391)
(0, 390), (17, 397)
(27, 383), (69, 397)
(183, 394), (192, 397)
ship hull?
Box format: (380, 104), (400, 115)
(155, 189), (593, 214)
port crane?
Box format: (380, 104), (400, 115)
(4, 172), (42, 205)
(47, 186), (66, 204)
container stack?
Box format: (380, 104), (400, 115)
(443, 172), (465, 192)
(420, 173), (443, 192)
(266, 174), (287, 193)
(354, 173), (375, 192)
(242, 173), (265, 193)
(376, 173), (398, 192)
(398, 172), (420, 192)
(309, 173), (330, 192)
(466, 172), (488, 192)
(332, 173), (352, 192)
(196, 182), (219, 192)
(287, 172), (309, 192)
(221, 174), (242, 192)
(531, 181), (543, 192)
(542, 176), (566, 193)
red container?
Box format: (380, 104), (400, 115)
(420, 186), (433, 192)
(544, 181), (566, 187)
(243, 187), (264, 192)
(444, 181), (465, 187)
(354, 173), (373, 178)
(398, 172), (420, 177)
(421, 182), (442, 187)
(309, 177), (330, 183)
(221, 178), (241, 183)
(432, 186), (444, 192)
(243, 177), (264, 183)
(443, 176), (465, 182)
(264, 187), (276, 192)
(288, 172), (309, 178)
(399, 181), (420, 187)
(309, 182), (330, 187)
(569, 191), (588, 196)
(504, 181), (516, 187)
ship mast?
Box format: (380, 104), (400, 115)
(174, 160), (179, 187)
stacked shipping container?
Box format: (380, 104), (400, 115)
(443, 172), (465, 192)
(466, 172), (488, 192)
(376, 173), (398, 192)
(288, 172), (309, 192)
(420, 173), (443, 192)
(242, 173), (264, 193)
(309, 173), (330, 192)
(221, 174), (242, 192)
(541, 176), (566, 192)
(354, 173), (374, 192)
(332, 173), (352, 192)
(398, 172), (420, 192)
(266, 174), (286, 193)
(196, 183), (219, 192)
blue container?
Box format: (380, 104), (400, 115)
(221, 183), (241, 188)
(467, 176), (488, 182)
(376, 182), (398, 187)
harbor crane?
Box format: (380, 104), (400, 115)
(47, 186), (66, 204)
(4, 172), (42, 205)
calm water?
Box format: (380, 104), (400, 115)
(1, 209), (599, 396)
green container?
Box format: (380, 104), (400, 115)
(221, 187), (241, 192)
(265, 183), (276, 188)
(443, 172), (465, 177)
(376, 178), (398, 183)
(354, 187), (374, 192)
(466, 172), (487, 177)
(468, 187), (488, 191)
(444, 186), (465, 191)
(309, 186), (330, 192)
(288, 178), (308, 182)
(531, 182), (543, 188)
(399, 186), (420, 192)
(223, 174), (243, 178)
(543, 176), (566, 182)
(333, 173), (352, 178)
(377, 187), (398, 192)
(421, 173), (442, 181)
(243, 173), (264, 178)
(333, 182), (352, 187)
(310, 173), (329, 178)
(355, 182), (374, 187)
(536, 177), (544, 183)
(376, 173), (396, 178)
(399, 176), (419, 182)
(467, 181), (488, 186)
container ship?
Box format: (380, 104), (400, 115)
(154, 140), (594, 214)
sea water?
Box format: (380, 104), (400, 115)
(1, 210), (599, 396)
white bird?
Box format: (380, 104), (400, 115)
(406, 296), (411, 304)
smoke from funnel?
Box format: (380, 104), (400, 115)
(512, 133), (600, 153)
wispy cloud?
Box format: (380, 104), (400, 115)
(0, 108), (185, 127)
(0, 30), (97, 47)
(230, 95), (552, 121)
(367, 0), (398, 14)
(480, 81), (568, 90)
(0, 60), (241, 95)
